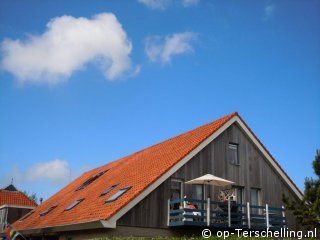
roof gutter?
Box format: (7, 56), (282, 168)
(107, 115), (303, 225)
(0, 204), (36, 210)
(6, 219), (116, 236)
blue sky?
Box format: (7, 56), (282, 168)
(0, 0), (319, 201)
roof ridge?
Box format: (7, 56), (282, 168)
(0, 189), (38, 207)
(11, 112), (243, 231)
(11, 112), (303, 232)
(236, 114), (303, 196)
(95, 112), (238, 171)
(142, 112), (238, 149)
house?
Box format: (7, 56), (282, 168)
(0, 184), (37, 232)
(6, 113), (302, 239)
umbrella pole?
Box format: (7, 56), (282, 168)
(203, 184), (205, 221)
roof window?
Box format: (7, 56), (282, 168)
(65, 198), (84, 211)
(105, 187), (131, 203)
(40, 205), (57, 216)
(76, 170), (107, 191)
(100, 184), (118, 196)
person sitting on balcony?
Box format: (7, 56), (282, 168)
(185, 201), (201, 221)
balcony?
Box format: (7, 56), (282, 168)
(167, 198), (286, 230)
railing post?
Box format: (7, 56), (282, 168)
(183, 197), (187, 221)
(207, 198), (210, 226)
(282, 205), (286, 227)
(247, 202), (251, 229)
(228, 197), (231, 227)
(265, 204), (269, 228)
(167, 199), (170, 226)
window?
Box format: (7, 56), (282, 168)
(40, 205), (57, 216)
(170, 179), (184, 200)
(228, 143), (239, 165)
(100, 184), (118, 196)
(192, 184), (204, 209)
(105, 187), (131, 203)
(170, 178), (184, 210)
(250, 188), (260, 206)
(192, 184), (204, 200)
(76, 170), (107, 191)
(65, 198), (84, 211)
(250, 188), (261, 214)
(0, 209), (6, 231)
(232, 186), (244, 204)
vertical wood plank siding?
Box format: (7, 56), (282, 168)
(118, 123), (300, 230)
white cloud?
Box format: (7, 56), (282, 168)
(138, 0), (199, 10)
(264, 2), (275, 21)
(181, 0), (199, 7)
(138, 0), (170, 10)
(1, 160), (92, 200)
(1, 159), (70, 184)
(25, 159), (70, 183)
(0, 13), (137, 84)
(145, 32), (197, 63)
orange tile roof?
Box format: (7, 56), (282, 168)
(12, 112), (236, 231)
(0, 190), (37, 207)
(11, 112), (302, 231)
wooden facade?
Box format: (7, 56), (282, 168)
(118, 122), (300, 230)
(4, 116), (303, 240)
(0, 184), (37, 233)
(0, 207), (33, 231)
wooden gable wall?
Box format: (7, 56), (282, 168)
(118, 123), (300, 230)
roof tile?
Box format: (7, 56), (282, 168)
(13, 112), (238, 230)
(0, 190), (37, 207)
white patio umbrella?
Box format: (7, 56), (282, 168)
(185, 174), (235, 199)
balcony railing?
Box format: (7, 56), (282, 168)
(167, 198), (286, 230)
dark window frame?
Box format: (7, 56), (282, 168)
(76, 170), (108, 191)
(105, 186), (131, 203)
(170, 178), (184, 199)
(250, 187), (261, 214)
(40, 205), (57, 217)
(228, 143), (239, 165)
(231, 185), (244, 204)
(170, 178), (185, 210)
(64, 198), (84, 211)
(100, 184), (118, 196)
(192, 184), (204, 200)
(250, 187), (261, 206)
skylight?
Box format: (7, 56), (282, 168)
(100, 184), (118, 196)
(105, 186), (131, 203)
(40, 205), (57, 216)
(65, 198), (84, 211)
(76, 170), (107, 191)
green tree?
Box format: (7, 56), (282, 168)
(283, 149), (320, 230)
(23, 191), (38, 204)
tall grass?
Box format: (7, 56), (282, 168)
(92, 237), (272, 240)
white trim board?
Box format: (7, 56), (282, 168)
(108, 116), (236, 224)
(0, 204), (35, 210)
(234, 116), (303, 200)
(17, 219), (109, 235)
(106, 115), (303, 227)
